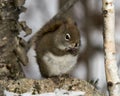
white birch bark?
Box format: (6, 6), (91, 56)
(102, 0), (120, 95)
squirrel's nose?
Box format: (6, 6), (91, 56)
(74, 42), (80, 48)
(75, 43), (78, 47)
(71, 42), (80, 49)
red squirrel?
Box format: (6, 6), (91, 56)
(25, 17), (81, 78)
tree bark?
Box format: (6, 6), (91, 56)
(0, 0), (31, 80)
(102, 0), (120, 95)
(0, 77), (105, 96)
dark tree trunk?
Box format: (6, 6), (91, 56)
(0, 0), (30, 80)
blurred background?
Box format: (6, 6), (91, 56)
(19, 0), (120, 94)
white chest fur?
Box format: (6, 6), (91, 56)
(43, 52), (78, 76)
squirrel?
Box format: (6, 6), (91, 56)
(23, 16), (81, 79)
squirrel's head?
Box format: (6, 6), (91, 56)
(54, 17), (81, 55)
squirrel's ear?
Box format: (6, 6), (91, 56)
(40, 18), (64, 34)
(40, 16), (74, 34)
(36, 18), (64, 40)
(36, 17), (75, 39)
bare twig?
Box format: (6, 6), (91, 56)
(102, 0), (120, 95)
(54, 0), (79, 19)
(42, 0), (80, 32)
(45, 0), (80, 26)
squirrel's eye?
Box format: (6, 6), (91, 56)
(65, 33), (71, 40)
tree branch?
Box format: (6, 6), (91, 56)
(102, 0), (120, 95)
(0, 77), (105, 96)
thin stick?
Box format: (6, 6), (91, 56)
(54, 0), (79, 19)
(102, 0), (120, 95)
(41, 0), (80, 31)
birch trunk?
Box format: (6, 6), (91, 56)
(102, 0), (120, 95)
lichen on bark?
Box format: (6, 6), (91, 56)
(0, 77), (106, 96)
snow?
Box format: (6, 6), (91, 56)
(4, 89), (85, 96)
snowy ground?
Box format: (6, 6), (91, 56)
(4, 89), (85, 96)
